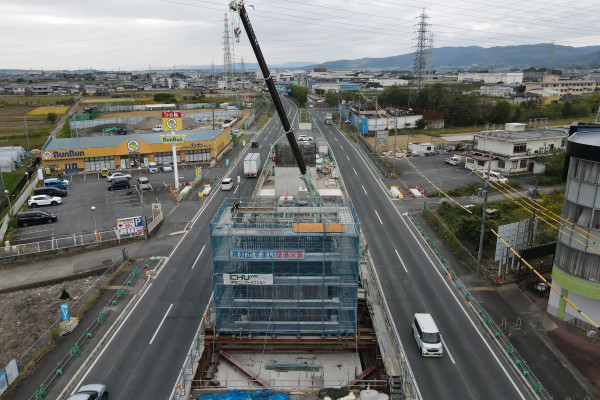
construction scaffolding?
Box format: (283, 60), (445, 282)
(210, 197), (360, 336)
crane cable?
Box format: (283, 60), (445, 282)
(471, 169), (600, 257)
(492, 229), (599, 330)
(492, 175), (600, 245)
(402, 157), (473, 214)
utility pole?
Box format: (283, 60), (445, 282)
(477, 152), (493, 279)
(139, 183), (148, 239)
(394, 108), (398, 175)
(24, 116), (30, 151)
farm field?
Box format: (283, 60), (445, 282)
(0, 106), (55, 149)
(26, 106), (68, 116)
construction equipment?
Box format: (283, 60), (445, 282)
(230, 0), (319, 200)
(102, 127), (127, 135)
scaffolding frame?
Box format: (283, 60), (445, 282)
(211, 198), (360, 336)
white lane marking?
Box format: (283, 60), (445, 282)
(394, 249), (408, 273)
(362, 185), (368, 195)
(191, 245), (206, 270)
(399, 216), (527, 399)
(335, 137), (338, 141)
(346, 155), (350, 160)
(375, 210), (383, 225)
(234, 185), (239, 194)
(149, 303), (174, 345)
(168, 231), (188, 258)
(441, 337), (456, 364)
(74, 283), (153, 393)
(353, 168), (358, 175)
(340, 145), (344, 151)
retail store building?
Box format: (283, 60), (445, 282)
(41, 130), (230, 174)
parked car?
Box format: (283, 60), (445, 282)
(28, 195), (62, 208)
(43, 178), (69, 190)
(16, 210), (57, 227)
(297, 135), (309, 141)
(66, 383), (108, 400)
(100, 168), (110, 177)
(33, 187), (68, 197)
(152, 125), (163, 132)
(137, 177), (152, 190)
(148, 162), (159, 173)
(107, 180), (131, 191)
(251, 141), (259, 148)
(162, 162), (173, 172)
(106, 172), (131, 182)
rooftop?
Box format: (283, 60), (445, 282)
(475, 127), (567, 141)
(42, 130), (224, 151)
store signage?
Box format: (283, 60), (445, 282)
(229, 249), (305, 260)
(42, 150), (85, 159)
(223, 274), (273, 285)
(162, 111), (182, 131)
(116, 216), (143, 234)
(160, 135), (186, 144)
(126, 139), (140, 152)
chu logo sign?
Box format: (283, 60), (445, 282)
(126, 139), (140, 152)
(42, 151), (52, 160)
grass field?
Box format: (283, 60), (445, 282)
(0, 106), (55, 149)
(26, 106), (68, 116)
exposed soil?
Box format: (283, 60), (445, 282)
(365, 132), (470, 152)
(0, 107), (36, 118)
(0, 278), (96, 368)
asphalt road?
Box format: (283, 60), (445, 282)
(312, 111), (531, 399)
(69, 97), (298, 399)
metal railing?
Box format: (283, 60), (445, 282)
(406, 211), (551, 399)
(0, 229), (142, 259)
(147, 212), (163, 234)
(170, 293), (215, 400)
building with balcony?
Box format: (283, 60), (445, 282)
(467, 123), (567, 174)
(547, 130), (600, 324)
(526, 74), (600, 96)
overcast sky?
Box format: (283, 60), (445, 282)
(1, 0), (598, 71)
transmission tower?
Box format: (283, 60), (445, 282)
(223, 13), (233, 86)
(413, 8), (430, 91)
(211, 61), (215, 80)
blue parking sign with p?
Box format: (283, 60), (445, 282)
(60, 304), (70, 321)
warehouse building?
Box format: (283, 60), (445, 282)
(41, 130), (230, 174)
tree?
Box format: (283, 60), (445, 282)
(535, 149), (566, 178)
(325, 92), (338, 106)
(516, 85), (526, 93)
(154, 93), (177, 103)
(287, 85), (308, 105)
(315, 89), (325, 96)
(415, 118), (428, 129)
(46, 112), (58, 124)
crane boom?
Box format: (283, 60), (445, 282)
(231, 1), (319, 199)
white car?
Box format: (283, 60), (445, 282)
(221, 178), (233, 191)
(28, 195), (62, 208)
(106, 172), (131, 182)
(297, 135), (309, 141)
(162, 162), (173, 172)
(67, 383), (108, 400)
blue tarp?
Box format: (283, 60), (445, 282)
(197, 389), (291, 400)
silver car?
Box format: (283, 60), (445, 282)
(67, 383), (108, 400)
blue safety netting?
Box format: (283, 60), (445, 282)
(197, 390), (291, 400)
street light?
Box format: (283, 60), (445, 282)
(91, 206), (98, 242)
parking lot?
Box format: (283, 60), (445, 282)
(10, 164), (213, 245)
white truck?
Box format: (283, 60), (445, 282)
(325, 113), (333, 125)
(444, 156), (463, 166)
(244, 153), (261, 177)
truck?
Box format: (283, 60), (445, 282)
(325, 113), (333, 125)
(244, 153), (261, 177)
(444, 156), (463, 166)
(408, 142), (434, 156)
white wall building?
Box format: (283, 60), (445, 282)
(458, 72), (523, 84)
(467, 123), (567, 174)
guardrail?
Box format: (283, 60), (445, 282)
(147, 212), (163, 234)
(406, 211), (551, 399)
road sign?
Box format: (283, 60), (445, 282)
(60, 304), (70, 321)
(162, 112), (182, 131)
(117, 216), (143, 234)
(152, 203), (161, 213)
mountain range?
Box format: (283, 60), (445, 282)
(308, 44), (600, 70)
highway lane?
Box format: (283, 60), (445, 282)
(312, 111), (530, 399)
(75, 98), (297, 398)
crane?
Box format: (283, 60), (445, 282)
(229, 1), (320, 200)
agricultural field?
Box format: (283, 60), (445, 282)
(0, 104), (58, 149)
(26, 106), (68, 116)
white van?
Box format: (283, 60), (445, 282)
(221, 178), (233, 191)
(152, 125), (163, 132)
(483, 170), (508, 183)
(412, 313), (443, 357)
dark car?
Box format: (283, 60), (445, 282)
(33, 186), (68, 197)
(108, 179), (131, 191)
(16, 211), (57, 227)
(251, 141), (259, 148)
